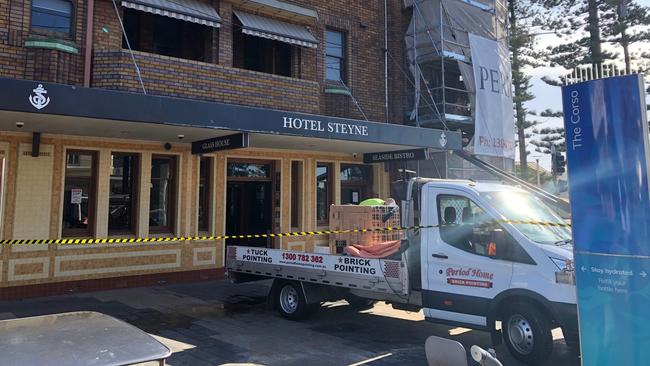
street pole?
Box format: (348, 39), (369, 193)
(536, 158), (540, 187)
(550, 144), (557, 193)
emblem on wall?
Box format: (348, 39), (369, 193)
(439, 132), (447, 148)
(29, 84), (50, 110)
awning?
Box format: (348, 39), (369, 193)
(0, 77), (462, 151)
(121, 0), (221, 28)
(229, 0), (318, 23)
(233, 10), (318, 48)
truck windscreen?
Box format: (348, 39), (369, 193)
(481, 191), (572, 245)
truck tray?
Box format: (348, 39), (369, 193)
(227, 246), (409, 295)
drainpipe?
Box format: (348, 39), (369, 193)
(83, 0), (95, 87)
(383, 0), (389, 122)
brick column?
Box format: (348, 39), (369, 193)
(137, 152), (151, 238)
(94, 149), (111, 238)
(280, 158), (291, 248)
(214, 154), (226, 263)
(332, 161), (341, 205)
(217, 1), (233, 67)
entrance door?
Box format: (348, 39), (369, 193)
(226, 181), (272, 247)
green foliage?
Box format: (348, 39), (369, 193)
(600, 0), (650, 73)
(539, 109), (564, 118)
(538, 0), (650, 83)
(538, 0), (616, 85)
(510, 0), (547, 178)
(530, 127), (566, 154)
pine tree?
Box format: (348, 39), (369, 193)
(601, 0), (650, 74)
(509, 0), (545, 178)
(539, 0), (617, 77)
(530, 117), (566, 155)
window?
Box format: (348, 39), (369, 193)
(122, 9), (213, 62)
(325, 29), (345, 81)
(67, 153), (80, 165)
(150, 156), (176, 233)
(31, 0), (73, 36)
(437, 194), (533, 263)
(291, 161), (303, 228)
(438, 194), (493, 256)
(109, 153), (138, 234)
(233, 22), (293, 77)
(62, 151), (96, 237)
(316, 164), (332, 224)
(481, 191), (571, 245)
(198, 157), (212, 232)
(340, 164), (372, 204)
(227, 162), (270, 178)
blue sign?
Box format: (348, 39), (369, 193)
(562, 74), (650, 365)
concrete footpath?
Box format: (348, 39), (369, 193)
(0, 280), (579, 365)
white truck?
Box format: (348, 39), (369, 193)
(226, 178), (577, 364)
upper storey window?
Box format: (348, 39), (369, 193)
(325, 29), (346, 82)
(31, 0), (73, 36)
(121, 0), (221, 62)
(232, 11), (317, 78)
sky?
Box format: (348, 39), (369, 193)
(519, 0), (650, 170)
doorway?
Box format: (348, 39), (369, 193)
(226, 160), (274, 247)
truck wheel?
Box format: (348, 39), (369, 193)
(276, 282), (309, 321)
(502, 303), (553, 364)
(345, 295), (377, 310)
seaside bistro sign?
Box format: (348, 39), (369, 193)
(363, 148), (429, 163)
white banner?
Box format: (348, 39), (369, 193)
(470, 34), (515, 158)
(234, 247), (395, 277)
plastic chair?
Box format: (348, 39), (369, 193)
(425, 336), (468, 366)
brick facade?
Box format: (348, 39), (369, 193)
(0, 132), (390, 295)
(92, 50), (321, 113)
(1, 0), (86, 84)
(0, 0), (411, 298)
(1, 0), (407, 124)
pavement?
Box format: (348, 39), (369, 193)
(0, 279), (580, 366)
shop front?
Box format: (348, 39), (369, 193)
(0, 78), (460, 298)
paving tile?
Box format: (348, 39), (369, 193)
(0, 279), (578, 366)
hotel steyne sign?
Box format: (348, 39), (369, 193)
(282, 116), (369, 137)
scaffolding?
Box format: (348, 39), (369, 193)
(404, 0), (508, 132)
(400, 0), (511, 179)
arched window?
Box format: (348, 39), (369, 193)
(31, 0), (73, 36)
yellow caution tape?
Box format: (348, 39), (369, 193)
(0, 220), (570, 245)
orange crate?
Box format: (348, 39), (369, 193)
(329, 204), (401, 253)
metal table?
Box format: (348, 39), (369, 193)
(0, 311), (172, 366)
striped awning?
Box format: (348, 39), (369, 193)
(233, 10), (317, 48)
(122, 0), (221, 28)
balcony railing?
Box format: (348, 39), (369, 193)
(92, 50), (321, 114)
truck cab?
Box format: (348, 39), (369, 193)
(405, 178), (577, 364)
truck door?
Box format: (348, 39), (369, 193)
(421, 187), (514, 328)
